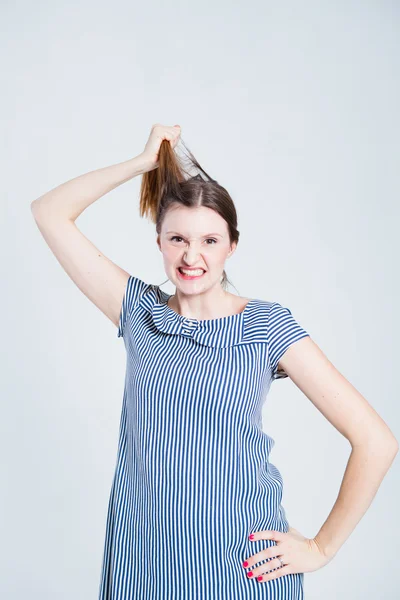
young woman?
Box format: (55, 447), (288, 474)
(31, 124), (398, 600)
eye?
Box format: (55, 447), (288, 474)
(170, 236), (217, 245)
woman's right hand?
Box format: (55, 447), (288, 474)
(140, 123), (181, 172)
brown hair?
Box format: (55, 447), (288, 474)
(139, 139), (240, 291)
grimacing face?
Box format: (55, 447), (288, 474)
(156, 205), (237, 296)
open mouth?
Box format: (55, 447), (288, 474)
(177, 267), (206, 279)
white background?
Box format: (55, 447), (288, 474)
(2, 1), (399, 598)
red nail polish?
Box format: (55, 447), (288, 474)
(257, 576), (263, 582)
(242, 561), (248, 567)
(247, 571), (253, 578)
(249, 534), (255, 540)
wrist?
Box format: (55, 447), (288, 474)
(130, 153), (156, 176)
(313, 534), (338, 560)
(116, 154), (153, 184)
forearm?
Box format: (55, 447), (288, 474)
(313, 436), (398, 559)
(31, 153), (149, 222)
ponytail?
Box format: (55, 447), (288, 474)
(139, 139), (216, 223)
(139, 140), (184, 223)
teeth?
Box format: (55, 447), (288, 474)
(179, 268), (204, 276)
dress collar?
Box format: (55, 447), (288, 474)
(138, 284), (255, 348)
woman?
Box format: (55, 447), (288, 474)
(31, 124), (398, 599)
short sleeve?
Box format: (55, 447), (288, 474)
(267, 302), (310, 380)
(117, 275), (149, 338)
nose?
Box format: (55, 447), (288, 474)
(182, 248), (201, 264)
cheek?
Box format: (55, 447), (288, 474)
(163, 247), (180, 265)
(212, 248), (229, 265)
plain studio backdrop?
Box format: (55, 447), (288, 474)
(2, 1), (399, 599)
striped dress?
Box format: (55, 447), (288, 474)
(98, 275), (310, 600)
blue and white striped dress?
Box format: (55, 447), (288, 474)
(98, 275), (310, 600)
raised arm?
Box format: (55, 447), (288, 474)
(31, 124), (181, 330)
(31, 153), (152, 329)
(31, 138), (162, 338)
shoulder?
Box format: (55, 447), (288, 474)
(117, 276), (160, 338)
(242, 298), (275, 342)
(243, 298), (308, 345)
(246, 298), (283, 323)
(248, 299), (299, 324)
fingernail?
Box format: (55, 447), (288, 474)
(242, 561), (249, 567)
(257, 576), (263, 582)
(249, 534), (255, 540)
(247, 571), (253, 578)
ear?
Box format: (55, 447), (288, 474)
(228, 241), (238, 257)
(156, 234), (161, 251)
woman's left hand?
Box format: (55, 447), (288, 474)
(242, 526), (333, 583)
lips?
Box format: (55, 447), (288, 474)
(177, 267), (206, 279)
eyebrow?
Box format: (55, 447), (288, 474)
(166, 231), (223, 238)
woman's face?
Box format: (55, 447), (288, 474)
(157, 204), (236, 295)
